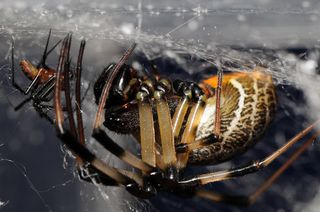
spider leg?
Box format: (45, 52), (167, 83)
(37, 28), (62, 70)
(37, 28), (52, 69)
(175, 135), (219, 154)
(13, 76), (55, 111)
(175, 84), (207, 170)
(91, 43), (153, 173)
(15, 73), (89, 113)
(136, 77), (178, 179)
(75, 40), (86, 147)
(28, 78), (56, 120)
(214, 66), (223, 136)
(34, 76), (56, 101)
(171, 80), (191, 141)
(136, 81), (157, 167)
(93, 43), (136, 128)
(154, 78), (178, 178)
(62, 33), (77, 138)
(173, 67), (223, 154)
(178, 119), (320, 187)
(172, 80), (219, 154)
(79, 164), (144, 186)
(54, 35), (155, 198)
(92, 125), (153, 172)
(194, 131), (320, 206)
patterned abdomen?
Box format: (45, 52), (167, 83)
(189, 68), (277, 165)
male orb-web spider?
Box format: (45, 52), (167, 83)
(13, 32), (320, 206)
(11, 29), (62, 115)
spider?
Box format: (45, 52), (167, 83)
(11, 29), (63, 116)
(19, 32), (320, 206)
(11, 30), (89, 124)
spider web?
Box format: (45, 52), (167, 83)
(1, 1), (320, 212)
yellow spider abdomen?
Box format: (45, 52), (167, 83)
(191, 67), (277, 164)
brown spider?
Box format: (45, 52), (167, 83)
(18, 32), (320, 206)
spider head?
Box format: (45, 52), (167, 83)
(94, 63), (139, 107)
(93, 63), (142, 134)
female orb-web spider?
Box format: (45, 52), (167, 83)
(14, 32), (320, 206)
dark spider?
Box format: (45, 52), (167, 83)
(11, 30), (88, 124)
(11, 29), (62, 119)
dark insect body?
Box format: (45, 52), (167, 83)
(13, 31), (320, 206)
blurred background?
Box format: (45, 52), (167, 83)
(1, 0), (320, 211)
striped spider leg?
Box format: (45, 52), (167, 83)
(52, 35), (320, 205)
(54, 36), (156, 197)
